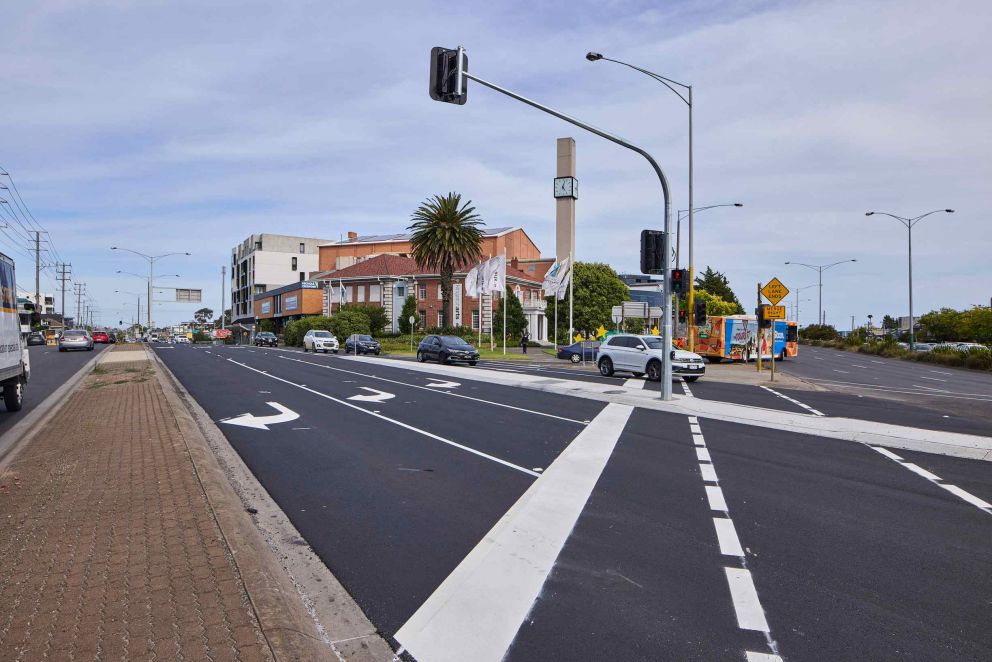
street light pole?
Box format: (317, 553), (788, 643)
(111, 247), (190, 330)
(865, 209), (953, 350)
(785, 259), (857, 327)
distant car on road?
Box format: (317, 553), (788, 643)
(303, 330), (338, 353)
(254, 332), (278, 347)
(597, 333), (705, 382)
(59, 329), (94, 352)
(173, 335), (190, 344)
(344, 334), (381, 355)
(557, 340), (600, 363)
(92, 331), (110, 344)
(417, 335), (480, 365)
(954, 342), (988, 352)
(26, 331), (46, 346)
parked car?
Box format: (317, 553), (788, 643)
(954, 342), (989, 352)
(173, 335), (190, 344)
(26, 331), (46, 346)
(108, 334), (117, 344)
(254, 331), (278, 347)
(596, 333), (706, 382)
(59, 329), (94, 352)
(557, 340), (600, 363)
(303, 330), (338, 353)
(911, 342), (934, 352)
(417, 335), (480, 365)
(92, 331), (110, 344)
(344, 334), (381, 355)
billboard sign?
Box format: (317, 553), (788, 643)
(300, 281), (319, 289)
(176, 288), (202, 303)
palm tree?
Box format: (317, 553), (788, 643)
(408, 193), (484, 328)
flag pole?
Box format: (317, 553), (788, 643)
(568, 252), (574, 343)
(502, 249), (507, 355)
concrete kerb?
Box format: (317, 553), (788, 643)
(147, 347), (397, 662)
(344, 355), (992, 462)
(0, 346), (107, 471)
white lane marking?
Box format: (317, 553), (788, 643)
(347, 387), (396, 403)
(814, 357), (824, 360)
(221, 402), (300, 430)
(696, 447), (712, 462)
(851, 364), (868, 368)
(713, 517), (744, 556)
(931, 370), (952, 375)
(225, 358), (539, 477)
(692, 433), (706, 446)
(700, 463), (718, 483)
(394, 404), (635, 662)
(725, 568), (771, 632)
(759, 385), (825, 416)
(747, 652), (784, 662)
(278, 355), (586, 425)
(870, 360), (884, 364)
(808, 378), (992, 402)
(705, 485), (728, 511)
(833, 369), (848, 374)
(426, 379), (460, 388)
(682, 378), (694, 397)
(869, 446), (991, 515)
(919, 376), (946, 382)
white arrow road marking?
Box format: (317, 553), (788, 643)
(426, 379), (460, 388)
(347, 387), (395, 403)
(222, 402), (299, 430)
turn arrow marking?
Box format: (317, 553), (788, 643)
(426, 379), (460, 388)
(347, 387), (396, 403)
(222, 402), (300, 430)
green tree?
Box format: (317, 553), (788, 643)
(398, 295), (418, 334)
(408, 193), (484, 329)
(917, 308), (961, 342)
(881, 314), (899, 330)
(193, 307), (214, 325)
(329, 309), (371, 339)
(800, 324), (838, 341)
(694, 267), (744, 314)
(492, 286), (528, 340)
(341, 303), (388, 334)
(622, 317), (645, 334)
(958, 306), (992, 344)
(546, 262), (628, 340)
(692, 290), (739, 318)
(283, 316), (336, 346)
(256, 319), (276, 334)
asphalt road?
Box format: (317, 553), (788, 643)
(153, 344), (992, 661)
(0, 343), (108, 438)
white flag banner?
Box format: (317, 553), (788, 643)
(556, 265), (572, 300)
(542, 259), (561, 293)
(485, 256), (506, 294)
(339, 279), (348, 305)
(464, 262), (481, 298)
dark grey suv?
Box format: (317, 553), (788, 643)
(417, 335), (479, 365)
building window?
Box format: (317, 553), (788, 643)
(472, 309), (479, 329)
(255, 240), (262, 250)
(274, 296), (282, 314)
(291, 257), (297, 270)
(356, 286), (365, 303)
(418, 285), (427, 300)
(437, 284), (443, 298)
(299, 272), (305, 282)
(396, 286), (405, 298)
(418, 310), (426, 328)
(299, 242), (305, 253)
(369, 285), (381, 302)
(437, 311), (445, 327)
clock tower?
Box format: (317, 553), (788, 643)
(554, 137), (577, 264)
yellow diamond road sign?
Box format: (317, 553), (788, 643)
(761, 277), (790, 305)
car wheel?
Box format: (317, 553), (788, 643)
(417, 351), (425, 362)
(3, 381), (24, 412)
(646, 360), (661, 381)
(440, 352), (450, 365)
(88, 347), (94, 351)
(569, 354), (581, 364)
(598, 357), (614, 377)
(59, 348), (65, 352)
(469, 361), (477, 366)
(632, 372), (645, 378)
(333, 349), (338, 354)
(685, 376), (700, 382)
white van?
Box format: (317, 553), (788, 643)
(1, 253), (30, 411)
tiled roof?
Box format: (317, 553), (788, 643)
(324, 253), (541, 284)
(331, 226), (516, 245)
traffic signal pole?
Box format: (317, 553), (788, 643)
(458, 65), (676, 400)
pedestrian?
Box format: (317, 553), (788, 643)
(519, 330), (530, 354)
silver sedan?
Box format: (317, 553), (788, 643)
(59, 329), (94, 352)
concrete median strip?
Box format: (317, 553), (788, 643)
(346, 356), (992, 462)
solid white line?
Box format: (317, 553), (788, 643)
(705, 485), (728, 511)
(699, 463), (718, 483)
(713, 517), (744, 556)
(277, 355), (587, 425)
(746, 653), (784, 662)
(872, 447), (903, 461)
(225, 358), (539, 477)
(696, 447), (712, 462)
(759, 385), (825, 417)
(394, 403), (635, 662)
(902, 463), (942, 482)
(940, 484), (992, 510)
(919, 376), (946, 382)
(725, 568), (771, 632)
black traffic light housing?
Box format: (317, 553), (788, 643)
(640, 230), (667, 274)
(670, 268), (688, 297)
(694, 300), (707, 325)
(756, 305), (772, 329)
(429, 47), (468, 104)
(678, 309), (687, 324)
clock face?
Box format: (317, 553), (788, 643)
(554, 177), (577, 199)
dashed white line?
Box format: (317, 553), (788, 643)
(705, 485), (728, 511)
(725, 568), (771, 632)
(681, 378), (694, 397)
(931, 370), (952, 375)
(869, 446), (992, 515)
(919, 376), (946, 382)
(696, 447), (712, 462)
(747, 652), (784, 662)
(712, 517), (743, 556)
(759, 385), (825, 416)
(833, 369), (848, 374)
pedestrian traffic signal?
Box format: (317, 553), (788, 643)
(756, 305), (772, 329)
(670, 268), (688, 296)
(640, 230), (667, 274)
(694, 301), (707, 325)
(429, 47), (468, 104)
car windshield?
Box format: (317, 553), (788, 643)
(357, 335), (373, 341)
(442, 336), (472, 346)
(312, 331), (332, 338)
(258, 332), (274, 337)
(642, 337), (668, 350)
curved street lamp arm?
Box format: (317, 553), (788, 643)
(150, 251), (192, 262)
(110, 246), (153, 261)
(595, 56), (691, 105)
(909, 209), (953, 227)
(821, 259), (857, 272)
(785, 262), (820, 272)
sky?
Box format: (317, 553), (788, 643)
(1, 0), (989, 329)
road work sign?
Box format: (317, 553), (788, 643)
(765, 305), (786, 319)
(761, 278), (789, 305)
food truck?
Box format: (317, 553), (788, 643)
(692, 315), (798, 362)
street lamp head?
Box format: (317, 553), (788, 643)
(586, 52), (603, 62)
(733, 203), (743, 207)
(945, 209), (954, 213)
(111, 246), (118, 249)
(851, 259), (858, 262)
(784, 261), (791, 264)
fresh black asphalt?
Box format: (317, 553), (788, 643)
(153, 343), (992, 661)
(0, 343), (108, 437)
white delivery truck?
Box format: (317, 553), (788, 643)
(0, 253), (30, 411)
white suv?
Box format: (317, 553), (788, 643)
(303, 329), (339, 354)
(597, 334), (706, 382)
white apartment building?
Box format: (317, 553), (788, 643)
(17, 289), (56, 315)
(231, 234), (336, 324)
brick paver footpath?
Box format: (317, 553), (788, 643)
(0, 346), (275, 661)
